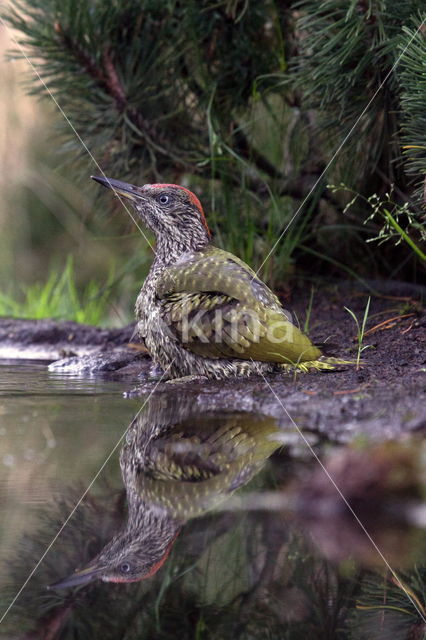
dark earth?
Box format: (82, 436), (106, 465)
(1, 279), (425, 447)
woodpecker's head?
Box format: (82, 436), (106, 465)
(92, 176), (211, 251)
(48, 516), (180, 589)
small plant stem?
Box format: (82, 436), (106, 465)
(359, 296), (371, 360)
(383, 209), (426, 262)
(303, 286), (315, 335)
(344, 296), (371, 369)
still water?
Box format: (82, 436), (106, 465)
(0, 361), (424, 639)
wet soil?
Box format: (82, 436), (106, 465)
(0, 317), (136, 361)
(0, 280), (425, 443)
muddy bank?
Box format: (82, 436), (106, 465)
(0, 317), (138, 362)
(0, 280), (424, 443)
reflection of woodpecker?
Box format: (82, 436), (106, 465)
(50, 396), (283, 588)
(93, 176), (351, 380)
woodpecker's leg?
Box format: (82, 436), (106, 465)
(165, 374), (208, 385)
(137, 363), (169, 382)
(277, 358), (356, 373)
(150, 363), (166, 378)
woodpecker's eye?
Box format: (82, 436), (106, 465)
(120, 562), (131, 574)
(159, 194), (169, 205)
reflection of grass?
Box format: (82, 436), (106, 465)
(354, 568), (426, 640)
(0, 256), (113, 324)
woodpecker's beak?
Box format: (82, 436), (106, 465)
(47, 563), (105, 590)
(91, 175), (139, 201)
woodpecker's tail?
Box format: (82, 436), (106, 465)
(279, 356), (359, 373)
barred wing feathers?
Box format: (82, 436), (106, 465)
(156, 248), (321, 364)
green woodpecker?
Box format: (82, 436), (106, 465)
(93, 177), (350, 380)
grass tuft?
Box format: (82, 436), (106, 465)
(344, 296), (373, 368)
(0, 256), (113, 325)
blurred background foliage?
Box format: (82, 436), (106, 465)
(0, 0), (425, 325)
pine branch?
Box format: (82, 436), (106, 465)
(53, 21), (192, 172)
(4, 0), (292, 182)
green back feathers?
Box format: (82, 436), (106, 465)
(157, 247), (321, 364)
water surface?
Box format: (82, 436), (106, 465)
(0, 361), (424, 639)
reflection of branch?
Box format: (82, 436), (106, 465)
(23, 603), (73, 640)
(232, 512), (288, 616)
(184, 512), (237, 558)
